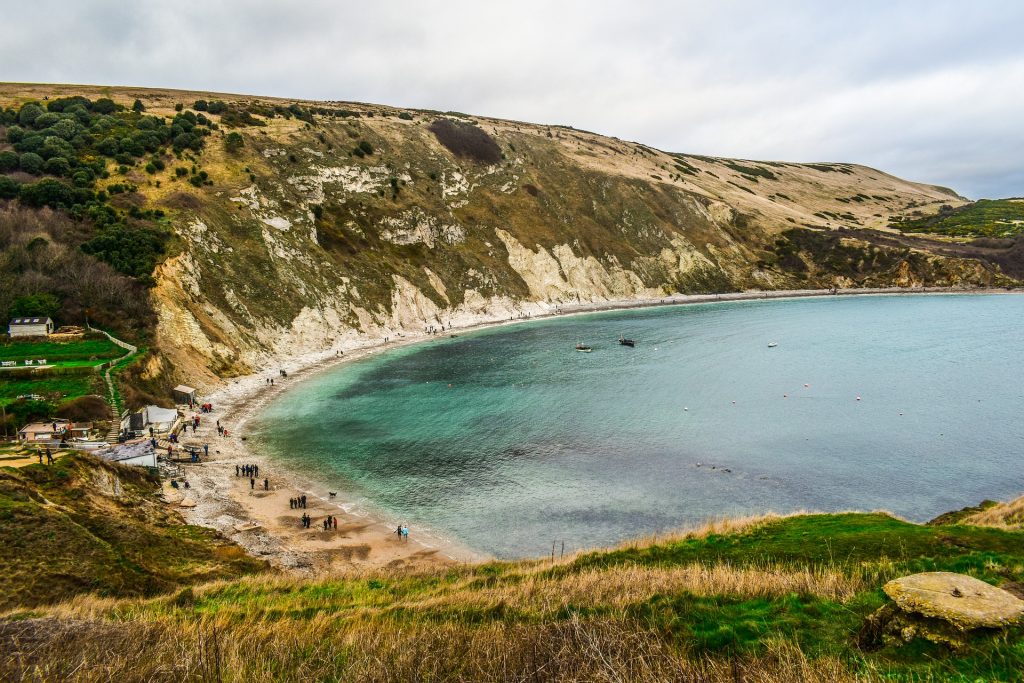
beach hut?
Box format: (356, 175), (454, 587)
(172, 385), (198, 405)
(8, 317), (54, 338)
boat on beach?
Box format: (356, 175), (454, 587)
(575, 342), (593, 352)
(618, 336), (635, 347)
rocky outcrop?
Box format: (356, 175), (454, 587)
(861, 572), (1024, 649)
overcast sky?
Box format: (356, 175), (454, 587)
(2, 1), (1021, 198)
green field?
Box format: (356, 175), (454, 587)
(891, 198), (1024, 237)
(0, 336), (123, 365)
(0, 373), (104, 407)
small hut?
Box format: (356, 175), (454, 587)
(172, 385), (197, 405)
(8, 317), (54, 338)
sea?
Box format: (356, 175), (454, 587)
(250, 294), (1024, 559)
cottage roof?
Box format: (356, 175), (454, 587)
(173, 385), (196, 394)
(9, 317), (53, 325)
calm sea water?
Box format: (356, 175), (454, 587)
(251, 294), (1024, 559)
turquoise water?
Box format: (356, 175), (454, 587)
(251, 294), (1024, 559)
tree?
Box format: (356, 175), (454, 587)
(91, 98), (117, 114)
(9, 292), (61, 319)
(174, 103), (184, 112)
(224, 131), (244, 153)
(132, 99), (145, 113)
(193, 100), (209, 112)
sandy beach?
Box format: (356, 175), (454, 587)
(171, 285), (1016, 574)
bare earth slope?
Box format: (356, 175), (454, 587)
(0, 84), (1006, 389)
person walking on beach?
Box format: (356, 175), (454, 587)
(235, 465), (240, 476)
(250, 477), (255, 490)
(263, 478), (269, 491)
(37, 452), (43, 465)
(401, 524), (409, 541)
(333, 517), (338, 530)
(203, 444), (209, 457)
(301, 495), (307, 508)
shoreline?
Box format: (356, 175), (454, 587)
(176, 285), (1019, 573)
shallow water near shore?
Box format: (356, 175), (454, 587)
(250, 294), (1024, 559)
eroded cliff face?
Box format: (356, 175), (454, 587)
(47, 88), (986, 389)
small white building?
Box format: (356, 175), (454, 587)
(123, 405), (179, 435)
(8, 317), (54, 338)
(18, 419), (69, 442)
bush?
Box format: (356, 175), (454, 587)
(91, 98), (117, 114)
(19, 152), (45, 175)
(398, 112), (414, 121)
(428, 119), (502, 164)
(18, 103), (45, 127)
(81, 224), (168, 280)
(0, 150), (18, 172)
(174, 103), (183, 112)
(132, 99), (145, 113)
(0, 176), (19, 200)
(224, 131), (244, 153)
(174, 167), (188, 177)
(19, 178), (77, 208)
(42, 157), (71, 176)
(193, 100), (208, 112)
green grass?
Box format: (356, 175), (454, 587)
(0, 337), (122, 363)
(892, 198), (1024, 237)
(0, 373), (104, 407)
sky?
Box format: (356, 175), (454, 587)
(1, 1), (1021, 198)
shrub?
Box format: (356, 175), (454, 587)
(428, 119), (502, 164)
(175, 167), (188, 177)
(91, 98), (117, 114)
(174, 103), (183, 112)
(19, 178), (78, 208)
(18, 103), (45, 127)
(193, 100), (208, 111)
(55, 395), (111, 421)
(398, 112), (414, 120)
(19, 152), (44, 174)
(0, 176), (19, 199)
(358, 140), (374, 155)
(224, 131), (244, 153)
(132, 99), (145, 113)
(42, 157), (71, 176)
(0, 150), (18, 172)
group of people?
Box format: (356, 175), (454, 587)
(35, 448), (55, 465)
(250, 477), (268, 491)
(216, 420), (230, 437)
(323, 514), (338, 531)
(395, 524), (409, 541)
(299, 513), (313, 528)
(192, 402), (214, 413)
(237, 463), (260, 478)
(289, 495), (308, 509)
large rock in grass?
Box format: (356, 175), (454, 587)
(862, 572), (1024, 650)
(884, 572), (1024, 630)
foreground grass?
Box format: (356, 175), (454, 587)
(4, 498), (1024, 681)
(0, 336), (123, 364)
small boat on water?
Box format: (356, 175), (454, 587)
(767, 342), (778, 348)
(618, 336), (635, 347)
(575, 342), (593, 353)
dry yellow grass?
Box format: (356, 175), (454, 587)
(962, 494), (1024, 528)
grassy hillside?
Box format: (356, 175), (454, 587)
(0, 453), (265, 611)
(3, 509), (1023, 681)
(0, 84), (1015, 400)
